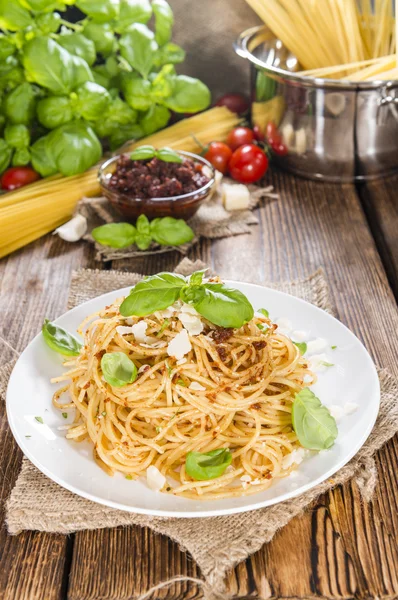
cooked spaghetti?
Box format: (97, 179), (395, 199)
(51, 292), (316, 500)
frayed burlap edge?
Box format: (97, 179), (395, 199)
(3, 260), (397, 600)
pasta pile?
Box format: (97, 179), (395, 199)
(245, 0), (398, 80)
(52, 297), (316, 500)
(0, 106), (239, 259)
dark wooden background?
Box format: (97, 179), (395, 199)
(0, 168), (397, 599)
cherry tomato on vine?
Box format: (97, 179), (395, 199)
(0, 166), (40, 191)
(203, 142), (233, 174)
(265, 120), (282, 146)
(253, 124), (265, 142)
(226, 126), (255, 151)
(229, 144), (268, 184)
(215, 93), (249, 115)
(270, 141), (288, 156)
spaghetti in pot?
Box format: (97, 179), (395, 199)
(51, 298), (316, 500)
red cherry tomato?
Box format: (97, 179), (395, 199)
(215, 93), (249, 115)
(229, 144), (268, 184)
(265, 120), (282, 145)
(203, 142), (233, 174)
(226, 126), (255, 151)
(253, 124), (265, 142)
(0, 166), (40, 191)
(271, 141), (288, 156)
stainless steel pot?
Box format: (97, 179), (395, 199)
(235, 26), (398, 182)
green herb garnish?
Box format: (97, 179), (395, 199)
(292, 389), (338, 450)
(92, 217), (194, 250)
(258, 308), (269, 318)
(293, 341), (307, 355)
(35, 416), (43, 424)
(101, 352), (138, 387)
(120, 270), (254, 329)
(331, 345), (337, 350)
(125, 474), (133, 480)
(322, 361), (334, 367)
(165, 359), (172, 377)
(130, 145), (183, 164)
(101, 411), (107, 416)
(176, 378), (186, 386)
(257, 323), (269, 332)
(62, 412), (68, 419)
(157, 319), (170, 336)
(42, 319), (82, 356)
(185, 448), (232, 481)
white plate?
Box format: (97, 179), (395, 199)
(6, 281), (380, 518)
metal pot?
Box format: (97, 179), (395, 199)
(235, 26), (398, 182)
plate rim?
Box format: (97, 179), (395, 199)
(6, 280), (380, 518)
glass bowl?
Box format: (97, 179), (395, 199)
(98, 150), (216, 221)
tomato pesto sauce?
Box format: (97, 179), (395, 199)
(108, 154), (210, 199)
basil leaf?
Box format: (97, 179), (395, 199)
(12, 148), (31, 167)
(58, 32), (96, 67)
(136, 214), (150, 234)
(0, 0), (32, 30)
(119, 24), (158, 79)
(156, 147), (182, 163)
(122, 75), (153, 111)
(4, 82), (36, 126)
(292, 389), (338, 450)
(119, 272), (186, 316)
(115, 0), (152, 33)
(44, 122), (102, 177)
(130, 145), (156, 161)
(36, 96), (73, 130)
(258, 308), (269, 318)
(73, 82), (111, 121)
(42, 319), (82, 356)
(153, 42), (185, 67)
(185, 448), (232, 481)
(76, 0), (118, 23)
(92, 223), (136, 248)
(162, 75), (211, 114)
(4, 124), (30, 149)
(189, 270), (206, 286)
(293, 341), (307, 355)
(101, 352), (137, 388)
(135, 233), (152, 250)
(150, 217), (194, 246)
(30, 136), (58, 177)
(83, 22), (115, 57)
(191, 283), (254, 328)
(152, 0), (173, 46)
(0, 140), (12, 175)
(139, 104), (170, 136)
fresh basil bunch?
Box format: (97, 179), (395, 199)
(0, 0), (211, 176)
(185, 449), (232, 481)
(92, 215), (194, 250)
(130, 145), (182, 163)
(42, 319), (82, 356)
(292, 389), (338, 450)
(120, 270), (254, 329)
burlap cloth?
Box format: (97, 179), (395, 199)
(2, 258), (398, 600)
(78, 180), (278, 261)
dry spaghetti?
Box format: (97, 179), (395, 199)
(51, 297), (316, 500)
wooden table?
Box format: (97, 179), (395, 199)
(1, 168), (397, 600)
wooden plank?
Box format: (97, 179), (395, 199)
(359, 175), (398, 300)
(0, 235), (93, 600)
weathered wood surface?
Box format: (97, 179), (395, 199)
(0, 169), (397, 600)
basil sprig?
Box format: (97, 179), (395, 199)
(101, 352), (138, 387)
(292, 389), (338, 450)
(92, 216), (194, 249)
(42, 319), (82, 356)
(185, 448), (232, 481)
(119, 270), (254, 329)
(130, 144), (182, 163)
